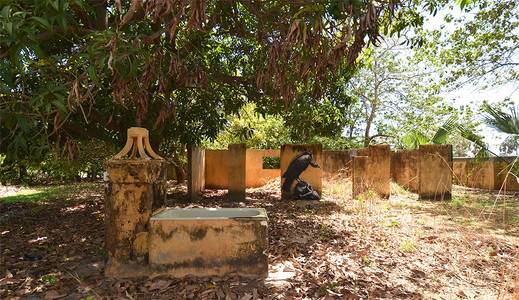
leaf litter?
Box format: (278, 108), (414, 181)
(0, 179), (517, 299)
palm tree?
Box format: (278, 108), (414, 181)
(481, 103), (519, 177)
(482, 103), (519, 135)
(399, 116), (486, 150)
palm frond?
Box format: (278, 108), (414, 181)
(431, 116), (458, 144)
(482, 103), (519, 135)
(401, 130), (429, 149)
(456, 123), (486, 149)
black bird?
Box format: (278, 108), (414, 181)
(282, 151), (319, 192)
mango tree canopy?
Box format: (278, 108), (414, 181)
(0, 0), (409, 161)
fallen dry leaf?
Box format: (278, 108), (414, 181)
(148, 279), (171, 291)
(43, 290), (67, 299)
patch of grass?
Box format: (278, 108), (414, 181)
(319, 223), (336, 240)
(450, 196), (466, 209)
(319, 281), (340, 293)
(399, 239), (417, 253)
(389, 199), (414, 209)
(323, 179), (351, 199)
(391, 182), (411, 195)
(355, 189), (378, 202)
(0, 183), (99, 204)
(361, 255), (374, 267)
(381, 201), (392, 211)
(416, 218), (426, 225)
(387, 219), (401, 228)
(41, 274), (57, 285)
(0, 186), (63, 204)
(366, 190), (377, 199)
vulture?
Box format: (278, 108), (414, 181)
(281, 151), (319, 193)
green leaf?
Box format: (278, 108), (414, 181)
(1, 6), (10, 19)
(5, 22), (13, 35)
(51, 0), (60, 11)
(52, 100), (67, 113)
(87, 64), (98, 83)
(32, 16), (51, 30)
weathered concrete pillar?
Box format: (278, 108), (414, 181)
(352, 156), (369, 198)
(357, 144), (391, 198)
(104, 127), (166, 277)
(187, 145), (205, 200)
(228, 143), (247, 201)
(280, 144), (322, 200)
(418, 144), (452, 200)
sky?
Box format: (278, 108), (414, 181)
(442, 83), (518, 154)
(422, 5), (518, 154)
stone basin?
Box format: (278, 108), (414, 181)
(151, 207), (266, 219)
(149, 208), (268, 278)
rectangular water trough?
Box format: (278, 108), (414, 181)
(149, 207), (268, 278)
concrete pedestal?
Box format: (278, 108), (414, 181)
(188, 145), (205, 200)
(228, 144), (247, 201)
(104, 160), (166, 277)
(149, 208), (268, 278)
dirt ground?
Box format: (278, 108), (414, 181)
(1, 179), (518, 299)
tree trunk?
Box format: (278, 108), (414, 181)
(175, 165), (185, 182)
(364, 106), (376, 147)
(19, 165), (27, 183)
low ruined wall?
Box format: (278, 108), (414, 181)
(452, 159), (466, 186)
(453, 158), (495, 190)
(322, 150), (352, 176)
(205, 149), (280, 189)
(353, 144), (391, 198)
(418, 144), (452, 200)
(496, 159), (519, 191)
(391, 150), (419, 192)
(246, 149), (280, 188)
(453, 157), (519, 191)
(205, 150), (229, 189)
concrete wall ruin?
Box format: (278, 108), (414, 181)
(453, 157), (519, 191)
(351, 144), (391, 198)
(390, 149), (419, 192)
(228, 144), (247, 201)
(352, 156), (369, 198)
(418, 144), (453, 200)
(204, 150), (229, 189)
(322, 150), (352, 177)
(246, 149), (280, 187)
(204, 148), (280, 189)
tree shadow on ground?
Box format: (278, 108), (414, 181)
(1, 181), (426, 298)
(0, 183), (106, 299)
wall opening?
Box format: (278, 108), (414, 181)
(263, 156), (280, 169)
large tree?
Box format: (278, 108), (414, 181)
(416, 0), (519, 89)
(1, 0), (408, 165)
